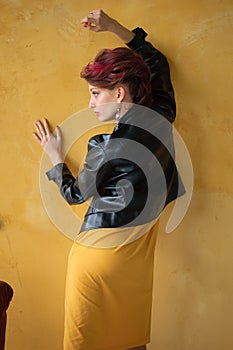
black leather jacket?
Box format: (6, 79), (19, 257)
(46, 27), (185, 232)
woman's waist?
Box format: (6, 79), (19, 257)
(76, 216), (159, 248)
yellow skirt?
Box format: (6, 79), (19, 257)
(63, 220), (159, 350)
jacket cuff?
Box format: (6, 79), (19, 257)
(46, 163), (67, 181)
(126, 27), (148, 49)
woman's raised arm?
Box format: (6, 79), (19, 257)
(80, 9), (135, 43)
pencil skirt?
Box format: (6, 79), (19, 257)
(63, 221), (159, 350)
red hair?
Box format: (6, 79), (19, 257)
(80, 47), (152, 107)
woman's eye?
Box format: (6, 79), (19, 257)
(92, 91), (99, 97)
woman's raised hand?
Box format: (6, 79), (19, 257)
(80, 9), (116, 32)
(80, 9), (135, 43)
(32, 118), (63, 166)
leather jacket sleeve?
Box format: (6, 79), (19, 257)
(126, 27), (176, 123)
(46, 136), (112, 205)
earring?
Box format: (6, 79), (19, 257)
(115, 105), (121, 131)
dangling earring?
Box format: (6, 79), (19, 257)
(115, 104), (121, 131)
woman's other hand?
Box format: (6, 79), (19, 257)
(80, 9), (135, 43)
(32, 118), (63, 166)
(80, 9), (115, 32)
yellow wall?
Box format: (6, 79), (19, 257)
(0, 0), (232, 349)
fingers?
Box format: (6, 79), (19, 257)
(80, 11), (95, 24)
(81, 9), (100, 21)
(32, 131), (41, 144)
(32, 119), (59, 146)
(34, 120), (45, 141)
(80, 17), (97, 30)
(80, 9), (104, 31)
(32, 119), (62, 164)
(42, 117), (51, 136)
(55, 125), (62, 142)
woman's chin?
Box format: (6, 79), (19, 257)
(97, 115), (105, 122)
(98, 115), (114, 123)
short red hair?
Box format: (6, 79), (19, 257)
(80, 47), (152, 107)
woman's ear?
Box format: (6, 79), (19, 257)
(116, 86), (126, 102)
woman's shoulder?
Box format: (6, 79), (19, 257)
(87, 133), (111, 150)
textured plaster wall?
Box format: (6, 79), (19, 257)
(0, 0), (232, 349)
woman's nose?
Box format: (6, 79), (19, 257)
(89, 99), (95, 109)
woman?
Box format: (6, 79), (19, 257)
(33, 9), (184, 350)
